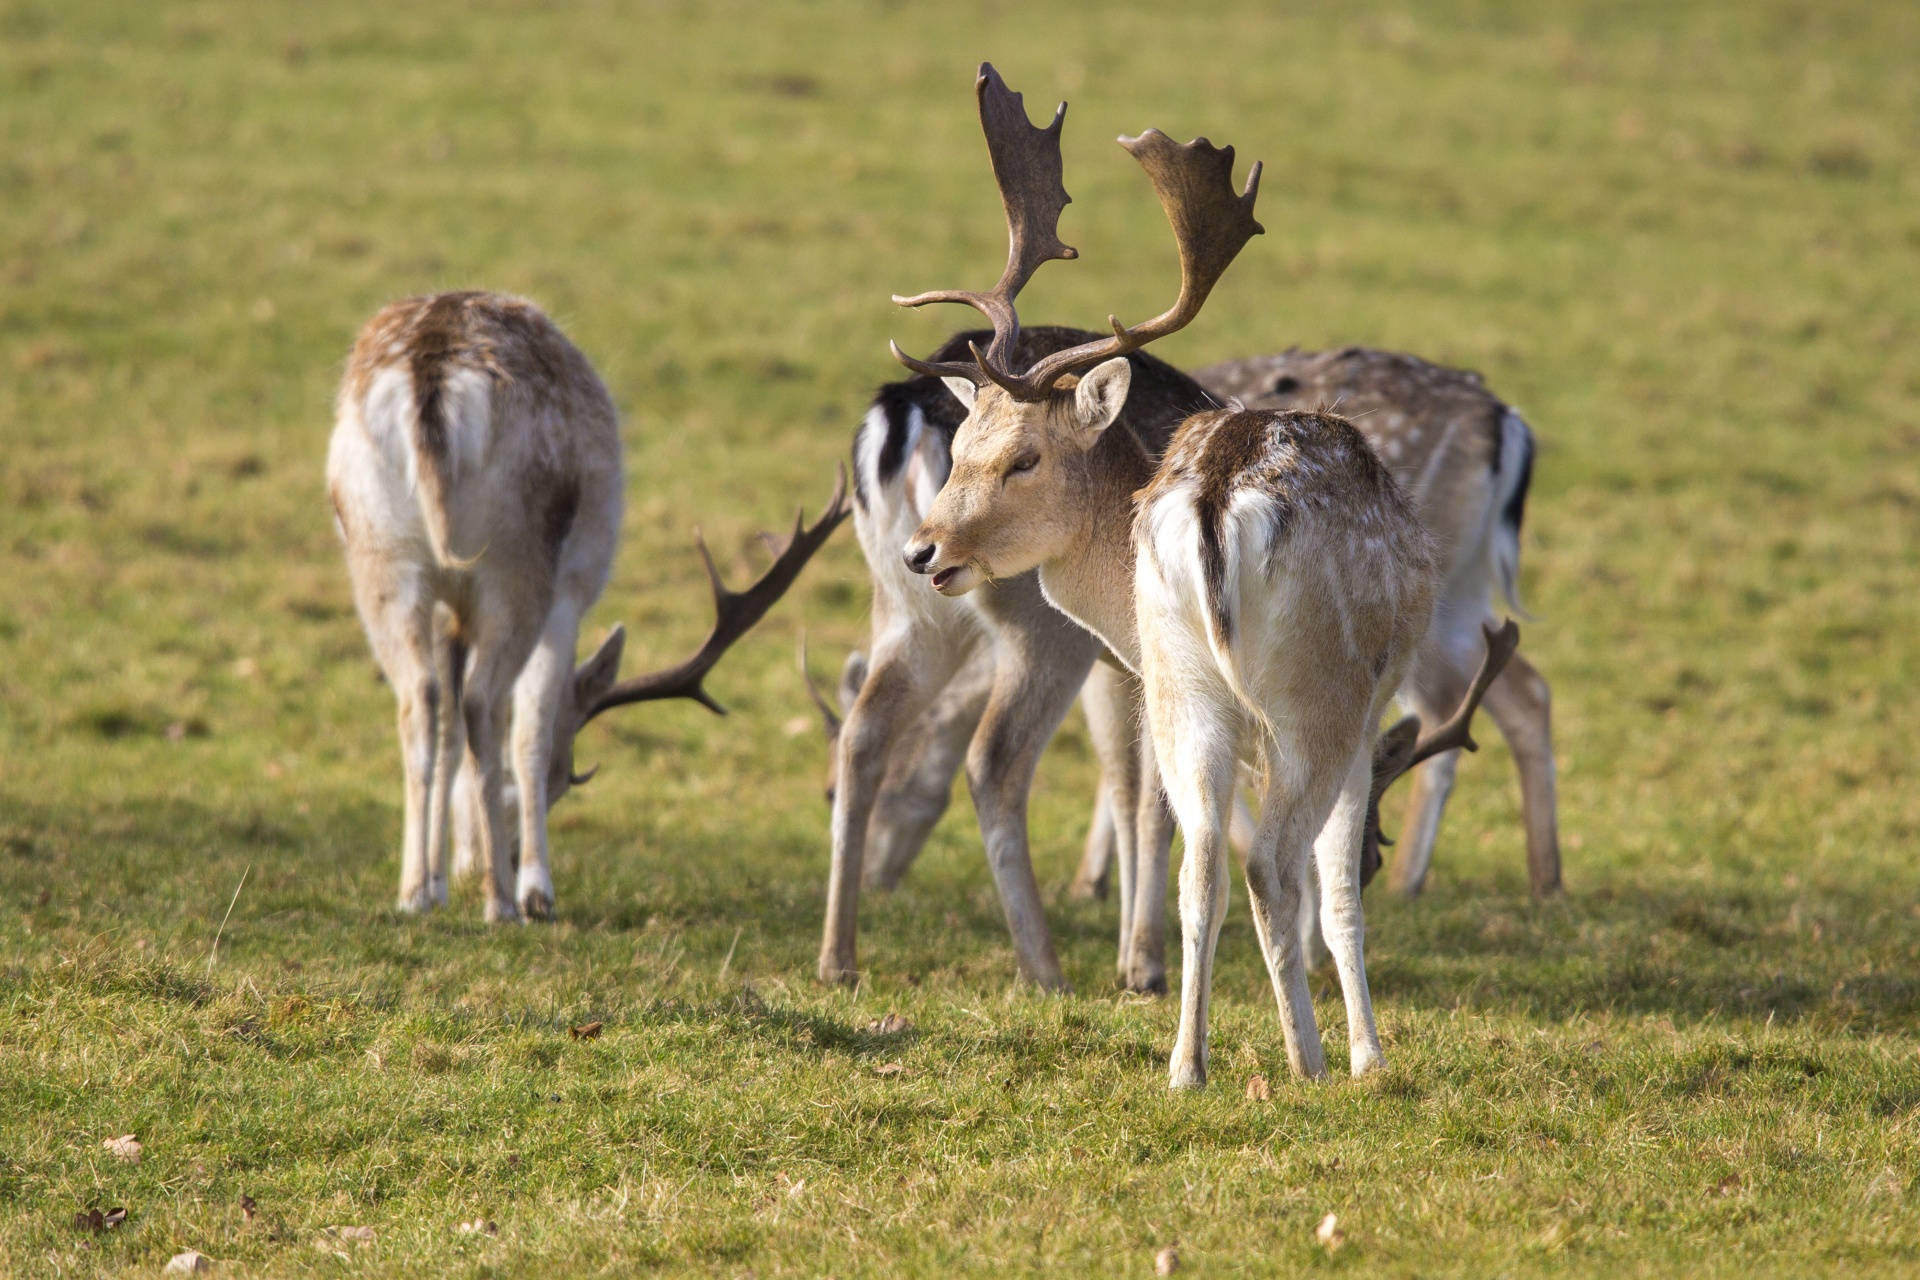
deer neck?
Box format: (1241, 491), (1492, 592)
(1035, 425), (1153, 673)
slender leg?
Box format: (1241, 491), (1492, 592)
(1313, 745), (1385, 1075)
(508, 600), (581, 920)
(1388, 748), (1459, 897)
(1070, 790), (1116, 902)
(344, 558), (440, 914)
(1079, 662), (1143, 975)
(820, 628), (968, 983)
(963, 617), (1102, 991)
(1141, 653), (1241, 1090)
(863, 644), (994, 889)
(425, 618), (466, 907)
(1481, 651), (1562, 896)
(1124, 728), (1174, 995)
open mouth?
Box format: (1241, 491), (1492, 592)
(931, 567), (960, 590)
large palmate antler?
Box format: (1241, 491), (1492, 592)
(891, 64), (1264, 401)
(1359, 620), (1521, 887)
(582, 467), (852, 724)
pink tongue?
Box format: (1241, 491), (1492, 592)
(932, 568), (956, 589)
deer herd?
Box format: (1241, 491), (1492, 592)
(326, 65), (1560, 1090)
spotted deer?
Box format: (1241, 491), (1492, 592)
(891, 68), (1440, 1087)
(328, 291), (847, 922)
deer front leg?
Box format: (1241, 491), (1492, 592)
(1070, 790), (1116, 901)
(820, 632), (962, 984)
(963, 624), (1100, 992)
(1388, 748), (1458, 896)
(863, 644), (994, 890)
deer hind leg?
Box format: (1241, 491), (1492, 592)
(458, 590), (547, 924)
(864, 643), (994, 890)
(1078, 662), (1143, 974)
(1145, 670), (1239, 1090)
(820, 627), (969, 984)
(963, 620), (1102, 992)
(1482, 650), (1561, 896)
(425, 613), (467, 907)
(1312, 743), (1385, 1075)
(507, 599), (583, 921)
(347, 560), (441, 914)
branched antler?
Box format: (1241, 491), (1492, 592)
(582, 467), (852, 724)
(1359, 620), (1521, 887)
(891, 64), (1263, 401)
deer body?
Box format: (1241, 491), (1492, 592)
(328, 292), (626, 922)
(1193, 349), (1557, 896)
(332, 293), (849, 924)
(908, 364), (1434, 1086)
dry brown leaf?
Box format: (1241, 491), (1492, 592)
(102, 1135), (141, 1164)
(239, 1194), (258, 1221)
(1245, 1074), (1271, 1101)
(864, 1013), (914, 1035)
(1154, 1244), (1180, 1274)
(165, 1250), (211, 1274)
(872, 1061), (905, 1076)
(457, 1218), (499, 1235)
(570, 1021), (604, 1041)
(72, 1207), (127, 1233)
(1316, 1212), (1346, 1251)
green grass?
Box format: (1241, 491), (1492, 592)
(4, 0), (1920, 1273)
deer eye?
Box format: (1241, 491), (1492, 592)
(1006, 453), (1039, 477)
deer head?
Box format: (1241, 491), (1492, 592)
(891, 64), (1262, 593)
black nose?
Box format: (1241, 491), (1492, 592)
(904, 542), (937, 573)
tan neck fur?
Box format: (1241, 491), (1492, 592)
(1035, 421), (1156, 672)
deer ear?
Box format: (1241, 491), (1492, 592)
(573, 624), (626, 713)
(837, 650), (869, 717)
(1073, 357), (1132, 440)
(942, 377), (978, 412)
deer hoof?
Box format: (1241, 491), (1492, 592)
(1168, 1062), (1208, 1091)
(1125, 970), (1169, 997)
(519, 888), (554, 922)
(397, 888), (435, 914)
(484, 898), (521, 924)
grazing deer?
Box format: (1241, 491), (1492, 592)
(1192, 350), (1557, 897)
(329, 291), (847, 921)
(892, 67), (1438, 1088)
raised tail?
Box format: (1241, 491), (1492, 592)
(1492, 408), (1535, 619)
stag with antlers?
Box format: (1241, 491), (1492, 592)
(329, 291), (846, 921)
(893, 66), (1443, 1088)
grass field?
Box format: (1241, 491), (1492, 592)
(5, 0), (1920, 1273)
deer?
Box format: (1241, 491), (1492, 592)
(328, 290), (848, 922)
(809, 70), (1555, 996)
(890, 67), (1441, 1088)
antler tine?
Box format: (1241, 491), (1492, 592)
(891, 62), (1076, 385)
(1358, 620), (1521, 887)
(582, 466), (853, 724)
(797, 631), (841, 739)
(1011, 131), (1263, 398)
